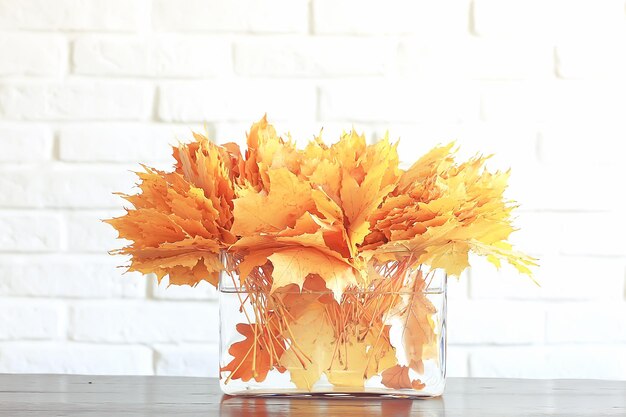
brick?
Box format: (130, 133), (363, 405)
(152, 0), (307, 33)
(447, 270), (470, 304)
(553, 0), (626, 38)
(470, 255), (625, 301)
(158, 81), (316, 122)
(0, 34), (66, 76)
(0, 342), (153, 375)
(0, 166), (134, 208)
(59, 124), (188, 162)
(70, 301), (219, 343)
(73, 36), (231, 78)
(558, 213), (626, 257)
(0, 167), (42, 207)
(539, 123), (626, 166)
(470, 345), (626, 380)
(397, 39), (553, 80)
(313, 0), (470, 36)
(375, 122), (539, 170)
(545, 81), (626, 122)
(542, 345), (626, 380)
(447, 300), (545, 345)
(466, 40), (554, 80)
(234, 37), (395, 77)
(0, 82), (153, 121)
(482, 81), (626, 124)
(65, 210), (126, 253)
(472, 0), (550, 38)
(0, 212), (62, 252)
(446, 346), (469, 377)
(151, 276), (218, 300)
(556, 41), (626, 79)
(456, 124), (539, 172)
(502, 212), (562, 257)
(481, 80), (626, 124)
(0, 124), (53, 162)
(396, 42), (465, 80)
(506, 166), (626, 212)
(45, 167), (132, 208)
(0, 254), (145, 298)
(44, 167), (132, 208)
(545, 302), (626, 344)
(479, 81), (546, 122)
(473, 0), (626, 39)
(154, 344), (219, 377)
(469, 346), (546, 378)
(550, 0), (626, 39)
(319, 81), (480, 123)
(0, 300), (64, 340)
(0, 0), (138, 31)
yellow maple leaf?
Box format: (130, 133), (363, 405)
(268, 248), (358, 296)
(326, 329), (397, 387)
(231, 167), (316, 236)
(400, 270), (438, 371)
(280, 302), (335, 390)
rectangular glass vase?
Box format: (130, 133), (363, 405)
(218, 259), (447, 398)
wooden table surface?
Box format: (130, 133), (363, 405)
(0, 374), (624, 416)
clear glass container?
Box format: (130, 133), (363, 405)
(219, 257), (447, 398)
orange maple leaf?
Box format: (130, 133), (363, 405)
(221, 321), (286, 383)
(105, 167), (228, 287)
(381, 365), (426, 390)
(381, 365), (412, 389)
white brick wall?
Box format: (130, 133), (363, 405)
(152, 0), (308, 33)
(0, 0), (624, 380)
(73, 36), (232, 78)
(0, 0), (139, 31)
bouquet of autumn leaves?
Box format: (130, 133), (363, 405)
(107, 115), (535, 391)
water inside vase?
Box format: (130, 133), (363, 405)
(219, 275), (447, 397)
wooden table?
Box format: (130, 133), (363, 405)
(0, 375), (624, 416)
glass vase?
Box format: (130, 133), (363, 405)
(218, 256), (447, 397)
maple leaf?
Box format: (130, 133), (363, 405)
(423, 240), (471, 277)
(396, 143), (455, 194)
(365, 143), (537, 278)
(221, 320), (286, 383)
(268, 248), (358, 296)
(280, 302), (335, 390)
(277, 274), (335, 320)
(106, 166), (230, 287)
(326, 329), (397, 388)
(277, 276), (397, 390)
(231, 167), (316, 236)
(380, 365), (426, 390)
(174, 135), (237, 222)
(381, 365), (412, 389)
(232, 226), (362, 297)
(241, 115), (301, 191)
(402, 271), (438, 371)
(470, 240), (538, 282)
(339, 137), (400, 256)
